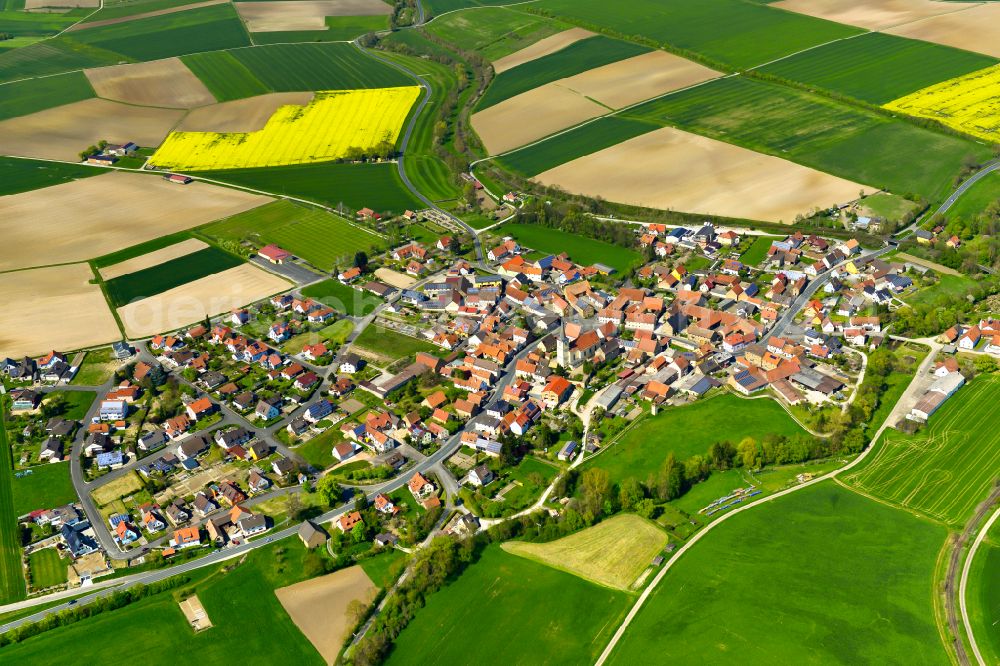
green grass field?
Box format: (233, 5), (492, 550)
(0, 419), (26, 603)
(0, 9), (78, 39)
(301, 279), (380, 316)
(499, 223), (641, 272)
(843, 375), (1000, 527)
(0, 156), (100, 196)
(44, 391), (96, 421)
(11, 463), (78, 516)
(72, 3), (250, 61)
(536, 0), (862, 69)
(907, 272), (979, 308)
(0, 37), (121, 83)
(71, 348), (119, 386)
(386, 545), (630, 665)
(104, 246), (243, 307)
(91, 231), (194, 269)
(0, 71), (94, 121)
(945, 171), (1000, 223)
(198, 162), (422, 213)
(860, 193), (919, 222)
(351, 326), (435, 363)
(28, 548), (67, 590)
(739, 235), (781, 266)
(80, 0), (208, 22)
(586, 393), (807, 487)
(181, 50), (269, 101)
(968, 519), (1000, 665)
(477, 35), (648, 109)
(359, 549), (406, 589)
(201, 200), (385, 272)
(758, 32), (998, 105)
(607, 482), (947, 663)
(423, 6), (566, 62)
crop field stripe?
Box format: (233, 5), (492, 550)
(0, 38), (124, 83)
(0, 70), (94, 120)
(227, 42), (412, 91)
(476, 35), (649, 110)
(0, 416), (26, 603)
(104, 245), (243, 306)
(0, 156), (101, 196)
(181, 50), (269, 101)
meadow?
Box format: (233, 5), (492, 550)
(423, 6), (566, 62)
(11, 463), (77, 516)
(739, 235), (782, 266)
(301, 279), (380, 316)
(0, 156), (99, 196)
(104, 246), (243, 307)
(607, 483), (947, 664)
(759, 32), (998, 105)
(535, 0), (862, 70)
(586, 393), (807, 487)
(386, 545), (630, 665)
(0, 420), (26, 603)
(28, 548), (66, 590)
(45, 391), (96, 421)
(0, 71), (94, 121)
(499, 223), (641, 272)
(351, 325), (435, 363)
(477, 35), (647, 110)
(945, 171), (1000, 223)
(198, 161), (422, 213)
(843, 375), (1000, 527)
(71, 347), (119, 386)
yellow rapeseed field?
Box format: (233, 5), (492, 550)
(149, 86), (420, 170)
(883, 64), (1000, 144)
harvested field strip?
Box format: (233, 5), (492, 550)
(117, 263), (290, 338)
(84, 57), (217, 108)
(181, 50), (269, 101)
(0, 71), (94, 121)
(503, 514), (667, 590)
(0, 419), (26, 603)
(758, 31), (997, 105)
(771, 0), (978, 31)
(477, 35), (648, 110)
(491, 27), (593, 74)
(535, 0), (863, 70)
(886, 3), (1000, 59)
(843, 375), (1000, 527)
(149, 87), (420, 170)
(98, 238), (208, 280)
(105, 246), (244, 306)
(92, 230), (196, 269)
(0, 156), (99, 196)
(883, 64), (1000, 145)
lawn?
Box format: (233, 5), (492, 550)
(71, 347), (119, 386)
(44, 391), (96, 421)
(198, 161), (422, 214)
(423, 6), (566, 61)
(503, 514), (666, 590)
(739, 235), (781, 267)
(945, 170), (1000, 223)
(104, 246), (243, 307)
(0, 71), (94, 121)
(843, 374), (1000, 527)
(0, 419), (26, 603)
(351, 326), (436, 363)
(202, 200), (385, 272)
(607, 482), (947, 664)
(860, 193), (919, 222)
(585, 393), (807, 488)
(301, 279), (380, 316)
(499, 223), (641, 272)
(493, 456), (558, 511)
(386, 545), (631, 665)
(11, 463), (78, 516)
(477, 35), (648, 110)
(28, 548), (67, 590)
(359, 548), (406, 589)
(968, 519), (1000, 665)
(0, 156), (100, 196)
(535, 0), (862, 70)
(320, 319), (354, 345)
(293, 429), (342, 470)
(758, 32), (997, 105)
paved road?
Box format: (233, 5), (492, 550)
(896, 159), (1000, 238)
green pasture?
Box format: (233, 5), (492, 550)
(968, 520), (1000, 665)
(0, 71), (94, 121)
(739, 235), (781, 266)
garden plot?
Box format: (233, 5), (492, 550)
(84, 58), (216, 109)
(0, 171), (269, 271)
(175, 92), (314, 132)
(773, 0), (979, 31)
(491, 27), (594, 74)
(235, 0), (389, 31)
(0, 98), (183, 161)
(0, 264), (119, 358)
(886, 3), (1000, 58)
(99, 238), (209, 280)
(117, 264), (290, 338)
(534, 126), (872, 223)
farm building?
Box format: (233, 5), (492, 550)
(258, 244), (291, 264)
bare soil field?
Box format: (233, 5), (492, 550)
(0, 98), (183, 161)
(0, 264), (119, 358)
(84, 58), (216, 109)
(373, 267), (416, 289)
(24, 0), (97, 7)
(472, 84), (605, 155)
(886, 4), (1000, 58)
(117, 264), (291, 337)
(99, 238), (208, 280)
(68, 0), (225, 30)
(275, 565), (378, 665)
(491, 27), (594, 74)
(234, 0), (388, 31)
(773, 0), (979, 30)
(534, 126), (872, 223)
(0, 171), (269, 271)
(176, 92), (314, 132)
(557, 50), (719, 109)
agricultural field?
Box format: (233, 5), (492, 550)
(83, 57), (216, 108)
(0, 71), (94, 121)
(181, 50), (271, 101)
(606, 483), (947, 664)
(944, 171), (1000, 223)
(758, 32), (997, 105)
(386, 545), (630, 666)
(498, 223), (641, 272)
(248, 14), (389, 43)
(859, 192), (920, 223)
(0, 38), (121, 83)
(234, 0), (388, 33)
(11, 463), (78, 516)
(536, 0), (862, 69)
(351, 325), (435, 363)
(0, 156), (99, 196)
(202, 200), (385, 272)
(503, 514), (667, 590)
(491, 27), (594, 73)
(150, 87), (420, 170)
(771, 0), (971, 31)
(422, 5), (567, 62)
(104, 246), (243, 307)
(78, 0), (216, 24)
(98, 238), (208, 281)
(885, 3), (1000, 59)
(177, 92), (313, 132)
(884, 63), (1000, 145)
(28, 549), (67, 590)
(300, 279), (380, 316)
(842, 374), (1000, 527)
(967, 519), (1000, 665)
(585, 393), (808, 488)
(197, 161), (421, 213)
(0, 421), (26, 603)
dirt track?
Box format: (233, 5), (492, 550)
(85, 58), (216, 109)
